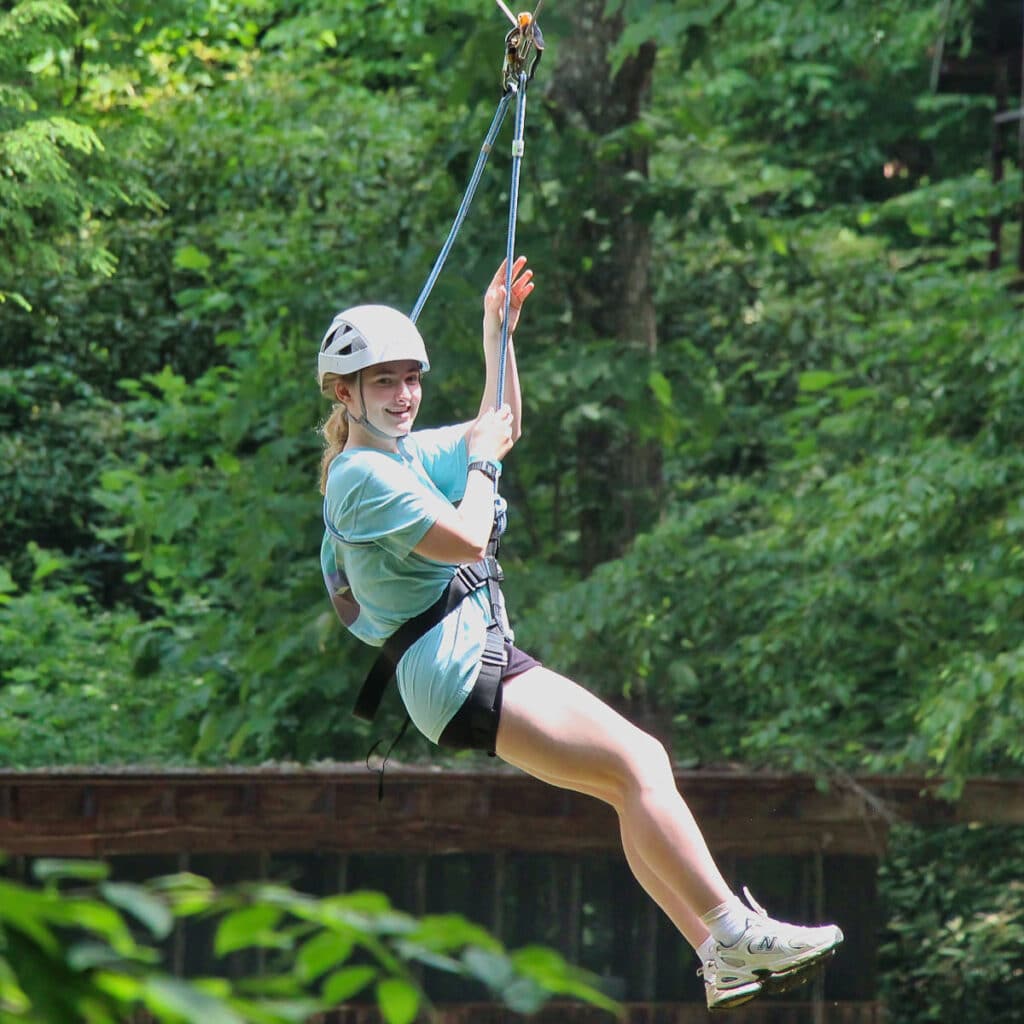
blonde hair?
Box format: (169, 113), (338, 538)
(318, 372), (354, 495)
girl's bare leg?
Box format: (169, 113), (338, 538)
(495, 666), (731, 922)
(521, 756), (712, 948)
(621, 834), (712, 950)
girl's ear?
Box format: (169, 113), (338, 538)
(333, 379), (352, 404)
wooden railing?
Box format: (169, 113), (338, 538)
(2, 767), (1022, 859)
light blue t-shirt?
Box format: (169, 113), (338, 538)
(320, 425), (491, 742)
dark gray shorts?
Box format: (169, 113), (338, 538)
(436, 643), (541, 755)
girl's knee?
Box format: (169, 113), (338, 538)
(634, 732), (673, 785)
(606, 730), (674, 808)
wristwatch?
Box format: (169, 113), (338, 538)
(468, 458), (502, 482)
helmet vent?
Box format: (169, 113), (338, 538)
(331, 324), (366, 358)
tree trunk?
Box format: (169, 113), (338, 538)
(547, 0), (662, 572)
(545, 3), (669, 751)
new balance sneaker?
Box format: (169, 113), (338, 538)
(712, 887), (843, 999)
(699, 955), (762, 1011)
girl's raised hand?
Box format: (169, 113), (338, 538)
(483, 256), (534, 337)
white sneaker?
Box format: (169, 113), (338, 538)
(699, 956), (762, 1011)
(713, 887), (843, 995)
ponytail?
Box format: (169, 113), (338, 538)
(318, 372), (353, 494)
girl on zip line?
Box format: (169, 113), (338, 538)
(316, 256), (843, 1011)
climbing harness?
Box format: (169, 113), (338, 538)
(352, 558), (508, 724)
(324, 4), (546, 788)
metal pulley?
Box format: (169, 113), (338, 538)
(496, 0), (546, 92)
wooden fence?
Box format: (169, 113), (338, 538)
(129, 1001), (885, 1024)
(309, 1000), (885, 1023)
(2, 767), (1021, 860)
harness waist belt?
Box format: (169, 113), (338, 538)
(353, 558), (503, 722)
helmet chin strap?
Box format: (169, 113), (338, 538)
(348, 372), (401, 442)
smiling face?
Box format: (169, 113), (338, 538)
(335, 359), (423, 447)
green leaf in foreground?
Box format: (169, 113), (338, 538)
(100, 882), (174, 940)
(376, 977), (420, 1024)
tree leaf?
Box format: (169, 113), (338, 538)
(214, 905), (285, 956)
(375, 977), (420, 1024)
(462, 947), (515, 989)
(100, 883), (174, 940)
(798, 370), (846, 392)
(143, 976), (245, 1024)
(322, 966), (378, 1004)
(173, 245), (212, 273)
(295, 930), (356, 982)
(32, 860), (110, 884)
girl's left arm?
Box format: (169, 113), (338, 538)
(472, 256), (533, 444)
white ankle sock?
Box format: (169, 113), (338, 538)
(695, 936), (716, 965)
(700, 895), (750, 947)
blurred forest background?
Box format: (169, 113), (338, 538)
(1, 0), (1023, 1019)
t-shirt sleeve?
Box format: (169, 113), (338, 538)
(404, 425), (469, 503)
(328, 454), (450, 559)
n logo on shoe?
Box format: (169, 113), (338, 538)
(749, 936), (777, 953)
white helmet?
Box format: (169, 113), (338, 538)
(318, 305), (430, 387)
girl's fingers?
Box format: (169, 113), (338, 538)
(495, 256), (527, 279)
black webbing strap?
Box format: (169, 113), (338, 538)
(470, 625), (508, 746)
(353, 557), (503, 722)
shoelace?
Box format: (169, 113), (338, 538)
(742, 885), (770, 920)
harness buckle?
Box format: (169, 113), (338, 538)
(455, 561), (487, 591)
(480, 625), (510, 667)
(456, 557), (503, 593)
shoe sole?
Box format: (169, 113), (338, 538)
(759, 947), (839, 995)
(708, 950), (837, 1011)
(708, 981), (763, 1012)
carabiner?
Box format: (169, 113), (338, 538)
(496, 0), (545, 92)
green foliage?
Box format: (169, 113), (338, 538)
(1, 0), (1023, 1017)
(0, 1), (161, 310)
(880, 824), (1024, 1022)
(0, 0), (1019, 784)
(0, 858), (618, 1022)
(0, 550), (182, 767)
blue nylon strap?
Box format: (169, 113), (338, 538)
(497, 71), (528, 412)
(409, 91), (515, 325)
(409, 62), (533, 530)
(489, 71), (529, 531)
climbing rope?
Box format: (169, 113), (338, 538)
(408, 91), (514, 324)
(497, 70), (528, 411)
(408, 3), (545, 543)
(409, 1), (545, 399)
